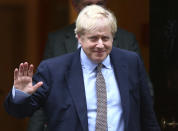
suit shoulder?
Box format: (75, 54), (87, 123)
(113, 47), (138, 55)
(112, 47), (139, 60)
(48, 24), (75, 38)
(111, 47), (142, 71)
(116, 28), (135, 38)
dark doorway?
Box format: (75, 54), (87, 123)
(150, 0), (178, 130)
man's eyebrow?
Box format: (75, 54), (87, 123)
(88, 36), (98, 38)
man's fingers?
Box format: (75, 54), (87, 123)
(18, 62), (33, 77)
(28, 64), (34, 77)
(33, 82), (43, 91)
(23, 62), (28, 76)
(14, 68), (19, 80)
(19, 63), (24, 76)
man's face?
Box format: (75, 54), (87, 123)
(78, 21), (113, 64)
(75, 0), (106, 13)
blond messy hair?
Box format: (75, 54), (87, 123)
(75, 5), (117, 37)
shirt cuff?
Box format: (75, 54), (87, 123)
(12, 86), (30, 103)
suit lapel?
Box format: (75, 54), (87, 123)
(64, 24), (78, 53)
(65, 49), (88, 131)
(110, 48), (130, 130)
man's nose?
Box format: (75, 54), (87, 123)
(96, 39), (104, 48)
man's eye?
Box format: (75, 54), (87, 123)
(87, 3), (92, 6)
(102, 37), (109, 41)
(89, 37), (98, 41)
(84, 3), (92, 6)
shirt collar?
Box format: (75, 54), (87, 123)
(80, 48), (112, 73)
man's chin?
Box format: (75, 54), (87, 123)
(93, 57), (105, 64)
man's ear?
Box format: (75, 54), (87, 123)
(76, 34), (82, 44)
(77, 34), (85, 46)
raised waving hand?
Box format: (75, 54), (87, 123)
(14, 62), (43, 94)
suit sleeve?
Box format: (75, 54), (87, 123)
(137, 55), (160, 131)
(115, 28), (154, 97)
(130, 35), (154, 97)
(131, 35), (154, 97)
(30, 29), (69, 131)
(4, 61), (50, 118)
(4, 89), (34, 118)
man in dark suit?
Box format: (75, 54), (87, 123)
(27, 0), (153, 131)
(43, 0), (141, 60)
(4, 5), (159, 131)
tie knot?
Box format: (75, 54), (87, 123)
(97, 63), (103, 72)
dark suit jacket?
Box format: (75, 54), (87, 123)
(4, 48), (160, 131)
(27, 23), (153, 131)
